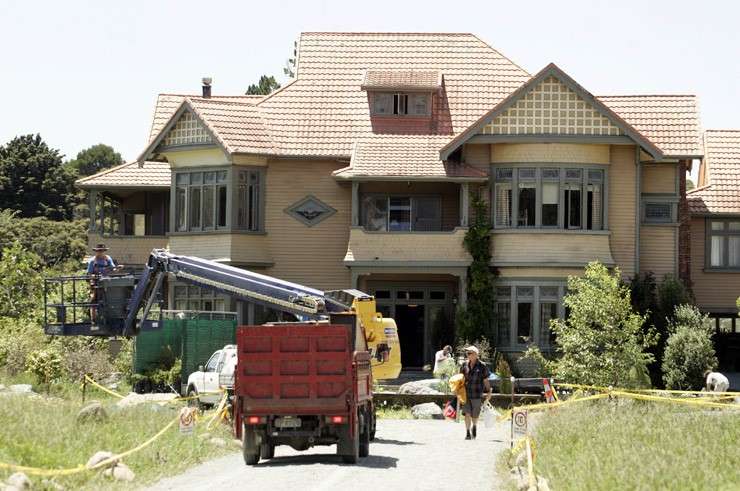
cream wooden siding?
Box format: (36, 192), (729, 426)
(639, 226), (677, 278)
(490, 143), (610, 164)
(88, 233), (168, 267)
(609, 145), (637, 277)
(642, 164), (677, 194)
(497, 267), (584, 278)
(464, 143), (490, 171)
(169, 234), (272, 265)
(163, 148), (229, 168)
(359, 181), (460, 230)
(262, 160), (352, 291)
(491, 232), (614, 267)
(345, 228), (470, 264)
(690, 218), (740, 311)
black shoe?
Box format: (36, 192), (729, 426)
(472, 426), (477, 439)
(465, 431), (471, 440)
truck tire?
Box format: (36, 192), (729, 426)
(187, 386), (204, 411)
(359, 409), (370, 458)
(337, 417), (359, 464)
(370, 407), (377, 441)
(242, 425), (260, 466)
(260, 440), (275, 460)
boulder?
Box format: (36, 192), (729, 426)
(102, 463), (135, 482)
(208, 437), (227, 447)
(86, 451), (115, 469)
(411, 402), (443, 419)
(41, 480), (65, 491)
(115, 392), (178, 408)
(0, 384), (6, 391)
(398, 380), (443, 395)
(9, 385), (33, 394)
(6, 472), (31, 489)
(77, 401), (108, 423)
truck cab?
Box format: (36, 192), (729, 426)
(185, 344), (237, 406)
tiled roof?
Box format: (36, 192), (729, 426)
(76, 160), (171, 189)
(333, 135), (487, 180)
(598, 95), (703, 158)
(688, 130), (740, 214)
(149, 94), (263, 142)
(361, 69), (441, 91)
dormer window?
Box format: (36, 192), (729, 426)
(363, 69), (440, 117)
(371, 92), (430, 116)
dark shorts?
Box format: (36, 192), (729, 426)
(462, 398), (482, 418)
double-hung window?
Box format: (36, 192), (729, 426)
(708, 219), (740, 269)
(237, 169), (261, 231)
(495, 283), (565, 350)
(492, 165), (606, 231)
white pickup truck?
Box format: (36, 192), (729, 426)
(185, 345), (237, 407)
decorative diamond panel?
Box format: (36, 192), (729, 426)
(285, 195), (337, 227)
(162, 111), (213, 147)
(480, 76), (623, 136)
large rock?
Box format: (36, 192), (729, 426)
(209, 437), (227, 447)
(115, 392), (178, 408)
(411, 402), (443, 419)
(6, 472), (31, 489)
(9, 385), (34, 394)
(86, 451), (115, 469)
(398, 380), (443, 395)
(77, 401), (108, 423)
(102, 463), (135, 482)
(41, 480), (65, 491)
(0, 384), (6, 391)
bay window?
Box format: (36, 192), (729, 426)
(494, 283), (565, 350)
(173, 167), (263, 233)
(707, 219), (740, 270)
(492, 165), (606, 231)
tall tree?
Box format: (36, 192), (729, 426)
(66, 143), (123, 177)
(283, 40), (298, 78)
(245, 75), (281, 95)
(0, 134), (74, 220)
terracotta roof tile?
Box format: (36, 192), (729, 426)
(597, 95), (703, 157)
(76, 160), (170, 189)
(362, 69), (441, 91)
(688, 130), (740, 214)
(333, 135), (487, 180)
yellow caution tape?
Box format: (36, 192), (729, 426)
(83, 375), (222, 404)
(0, 415), (178, 477)
(612, 390), (740, 410)
(554, 382), (740, 397)
(83, 375), (125, 399)
(512, 392), (610, 414)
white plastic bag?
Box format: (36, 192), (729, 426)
(481, 400), (497, 428)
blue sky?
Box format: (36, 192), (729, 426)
(2, 0), (738, 168)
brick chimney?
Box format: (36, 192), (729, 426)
(201, 77), (212, 98)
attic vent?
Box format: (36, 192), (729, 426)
(163, 111), (213, 147)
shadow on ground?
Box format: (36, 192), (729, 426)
(257, 453), (399, 469)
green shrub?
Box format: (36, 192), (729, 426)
(0, 210), (87, 268)
(26, 347), (64, 391)
(662, 305), (717, 390)
(520, 345), (554, 378)
(0, 316), (47, 375)
(56, 337), (114, 381)
(496, 354), (512, 394)
(0, 242), (43, 318)
(113, 337), (134, 382)
(551, 262), (656, 388)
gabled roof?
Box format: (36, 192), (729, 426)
(688, 130), (740, 215)
(440, 63), (664, 160)
(139, 96), (274, 161)
(333, 135), (487, 181)
(76, 160), (170, 189)
(361, 69), (442, 91)
(597, 95), (702, 158)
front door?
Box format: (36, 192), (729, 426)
(395, 304), (425, 368)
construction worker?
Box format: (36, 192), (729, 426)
(460, 346), (492, 440)
(87, 243), (122, 322)
(704, 370), (730, 393)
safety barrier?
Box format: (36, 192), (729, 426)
(82, 374), (223, 404)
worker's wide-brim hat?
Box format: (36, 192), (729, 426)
(464, 346), (479, 355)
(92, 243), (109, 251)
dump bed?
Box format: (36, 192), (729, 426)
(236, 323), (366, 415)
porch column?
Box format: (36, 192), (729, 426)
(351, 181), (359, 226)
(350, 269), (360, 289)
(457, 270), (468, 308)
(459, 182), (470, 227)
(88, 189), (98, 232)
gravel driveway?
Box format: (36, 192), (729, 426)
(146, 418), (510, 491)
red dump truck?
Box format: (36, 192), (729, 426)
(234, 314), (374, 465)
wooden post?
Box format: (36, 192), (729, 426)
(82, 374), (88, 403)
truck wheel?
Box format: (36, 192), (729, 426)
(359, 410), (370, 458)
(260, 440), (275, 460)
(242, 425), (260, 466)
(370, 407), (377, 441)
(337, 417), (359, 464)
(186, 387), (203, 411)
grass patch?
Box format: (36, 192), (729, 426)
(0, 378), (236, 490)
(528, 399), (740, 490)
(375, 404), (413, 419)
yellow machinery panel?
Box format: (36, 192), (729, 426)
(352, 297), (402, 380)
